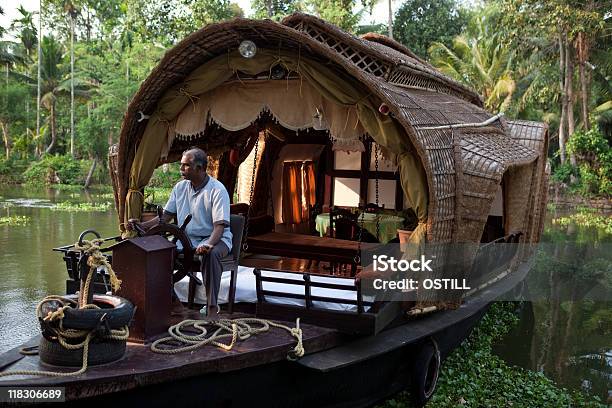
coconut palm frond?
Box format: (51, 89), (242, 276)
(595, 100), (612, 112)
(489, 75), (516, 111)
(40, 92), (56, 110)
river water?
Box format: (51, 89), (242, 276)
(0, 185), (117, 353)
(0, 185), (610, 401)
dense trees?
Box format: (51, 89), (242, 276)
(0, 1), (609, 195)
(428, 13), (515, 112)
(420, 0), (610, 196)
(393, 0), (469, 59)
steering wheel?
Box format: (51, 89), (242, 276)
(143, 214), (200, 285)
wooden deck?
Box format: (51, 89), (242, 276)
(0, 305), (344, 401)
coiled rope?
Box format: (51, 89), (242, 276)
(151, 317), (304, 361)
(74, 239), (122, 304)
(0, 240), (129, 378)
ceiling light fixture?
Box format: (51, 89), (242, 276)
(238, 40), (257, 58)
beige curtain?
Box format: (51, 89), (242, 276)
(171, 80), (366, 151)
(124, 49), (429, 244)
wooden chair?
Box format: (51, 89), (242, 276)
(330, 208), (379, 243)
(230, 202), (250, 217)
(328, 206), (357, 238)
(187, 214), (245, 313)
(308, 203), (322, 235)
(326, 207), (357, 275)
(364, 202), (384, 213)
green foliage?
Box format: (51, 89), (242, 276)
(251, 0), (302, 20)
(428, 6), (516, 112)
(394, 0), (470, 59)
(0, 215), (29, 226)
(148, 163), (181, 188)
(355, 23), (387, 36)
(23, 154), (81, 185)
(566, 125), (612, 197)
(582, 308), (612, 335)
(551, 162), (574, 184)
(553, 208), (612, 235)
(144, 187), (173, 209)
(379, 302), (604, 407)
(0, 157), (28, 183)
(249, 0), (367, 31)
(309, 0), (363, 32)
(52, 201), (113, 212)
(498, 1), (604, 43)
(568, 126), (610, 158)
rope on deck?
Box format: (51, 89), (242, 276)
(0, 240), (129, 378)
(151, 317), (304, 361)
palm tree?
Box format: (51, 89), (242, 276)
(64, 1), (79, 157)
(22, 35), (91, 154)
(387, 0), (393, 39)
(39, 36), (65, 154)
(10, 6), (38, 58)
(0, 6), (6, 37)
(0, 41), (27, 85)
(428, 18), (516, 112)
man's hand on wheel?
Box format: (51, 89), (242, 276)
(126, 218), (139, 230)
(127, 218), (146, 234)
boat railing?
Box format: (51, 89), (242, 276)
(254, 268), (374, 313)
(253, 267), (403, 334)
(470, 231), (522, 280)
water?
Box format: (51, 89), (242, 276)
(0, 185), (610, 401)
(494, 209), (612, 403)
(0, 185), (118, 353)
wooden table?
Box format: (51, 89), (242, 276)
(246, 232), (380, 268)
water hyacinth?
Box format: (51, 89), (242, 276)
(0, 216), (30, 226)
(51, 201), (113, 212)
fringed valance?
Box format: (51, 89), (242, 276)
(165, 79), (366, 158)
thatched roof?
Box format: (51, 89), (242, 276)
(116, 14), (547, 244)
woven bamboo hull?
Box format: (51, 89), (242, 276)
(0, 261), (529, 406)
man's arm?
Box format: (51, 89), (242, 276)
(127, 211), (174, 232)
(195, 224), (225, 255)
(128, 184), (179, 232)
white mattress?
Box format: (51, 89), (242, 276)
(174, 266), (373, 312)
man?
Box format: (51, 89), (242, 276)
(129, 148), (232, 316)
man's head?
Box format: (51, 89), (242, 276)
(180, 148), (208, 182)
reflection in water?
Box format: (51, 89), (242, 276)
(495, 301), (611, 402)
(4, 198), (54, 208)
(494, 211), (612, 402)
(0, 185), (118, 353)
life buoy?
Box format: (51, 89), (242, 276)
(38, 294), (135, 332)
(39, 336), (126, 367)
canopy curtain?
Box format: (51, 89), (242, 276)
(125, 49), (428, 244)
(302, 161), (316, 218)
(169, 80), (366, 155)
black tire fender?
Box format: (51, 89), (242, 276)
(410, 337), (441, 407)
(39, 336), (126, 367)
(40, 294), (135, 330)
